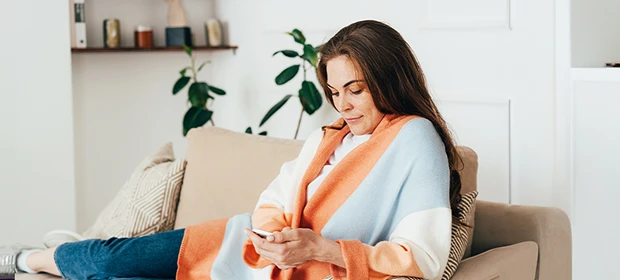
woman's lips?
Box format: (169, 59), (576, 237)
(345, 116), (362, 123)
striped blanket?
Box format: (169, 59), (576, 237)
(176, 115), (451, 280)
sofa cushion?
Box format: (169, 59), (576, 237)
(450, 241), (539, 280)
(83, 142), (186, 239)
(174, 127), (303, 229)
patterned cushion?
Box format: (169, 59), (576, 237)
(323, 191), (479, 280)
(82, 143), (186, 239)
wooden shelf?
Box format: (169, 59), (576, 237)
(71, 45), (238, 53)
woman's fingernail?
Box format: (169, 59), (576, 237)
(266, 235), (275, 242)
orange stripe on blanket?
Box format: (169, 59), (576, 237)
(330, 240), (370, 280)
(176, 218), (228, 280)
(363, 242), (424, 278)
(289, 118), (351, 229)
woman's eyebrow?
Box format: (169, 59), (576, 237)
(327, 79), (364, 89)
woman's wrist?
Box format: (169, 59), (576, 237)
(313, 237), (346, 268)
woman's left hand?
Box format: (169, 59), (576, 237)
(245, 227), (331, 270)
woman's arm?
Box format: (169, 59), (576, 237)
(314, 238), (346, 268)
(330, 210), (452, 279)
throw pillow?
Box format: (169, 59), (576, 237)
(82, 142), (187, 239)
(323, 191), (479, 280)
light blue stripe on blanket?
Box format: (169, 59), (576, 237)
(321, 118), (451, 245)
(210, 213), (254, 279)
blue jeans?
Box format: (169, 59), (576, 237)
(54, 229), (184, 280)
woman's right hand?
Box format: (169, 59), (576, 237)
(245, 227), (317, 270)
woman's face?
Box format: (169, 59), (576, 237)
(326, 55), (385, 135)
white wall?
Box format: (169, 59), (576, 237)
(571, 0), (620, 67)
(570, 69), (620, 279)
(73, 0), (219, 232)
(0, 1), (76, 244)
(74, 0), (562, 231)
(214, 0), (557, 208)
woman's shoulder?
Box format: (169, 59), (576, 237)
(397, 117), (446, 152)
(401, 117), (440, 137)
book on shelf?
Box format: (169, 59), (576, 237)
(73, 0), (87, 48)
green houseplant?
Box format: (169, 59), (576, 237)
(172, 44), (227, 136)
(247, 29), (323, 139)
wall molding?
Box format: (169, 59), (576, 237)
(422, 0), (513, 30)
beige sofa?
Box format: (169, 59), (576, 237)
(18, 126), (572, 280)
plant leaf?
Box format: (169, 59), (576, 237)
(260, 94), (292, 127)
(272, 50), (299, 58)
(188, 82), (210, 107)
(259, 131), (268, 136)
(173, 77), (191, 95)
(286, 29), (306, 45)
(183, 44), (192, 56)
(299, 81), (322, 115)
(245, 127), (253, 134)
(182, 106), (213, 136)
(301, 44), (318, 67)
(179, 67), (191, 76)
(208, 85), (226, 95)
(197, 62), (207, 72)
(275, 64), (300, 85)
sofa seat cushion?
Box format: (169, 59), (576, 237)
(450, 241), (539, 280)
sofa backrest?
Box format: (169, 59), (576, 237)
(174, 126), (478, 230)
(174, 127), (304, 229)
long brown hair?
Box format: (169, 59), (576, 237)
(317, 20), (464, 224)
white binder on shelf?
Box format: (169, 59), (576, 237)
(74, 0), (87, 48)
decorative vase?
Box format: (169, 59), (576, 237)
(204, 18), (223, 47)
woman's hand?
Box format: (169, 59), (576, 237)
(245, 227), (345, 270)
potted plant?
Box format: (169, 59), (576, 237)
(246, 29), (323, 139)
(172, 44), (227, 136)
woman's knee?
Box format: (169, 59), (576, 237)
(89, 237), (128, 273)
(54, 238), (121, 278)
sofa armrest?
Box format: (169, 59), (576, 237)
(451, 241), (538, 280)
(472, 200), (572, 280)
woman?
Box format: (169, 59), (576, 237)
(0, 20), (462, 280)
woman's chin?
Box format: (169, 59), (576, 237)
(349, 127), (368, 135)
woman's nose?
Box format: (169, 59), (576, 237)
(336, 95), (353, 111)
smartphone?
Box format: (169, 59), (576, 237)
(251, 228), (274, 238)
